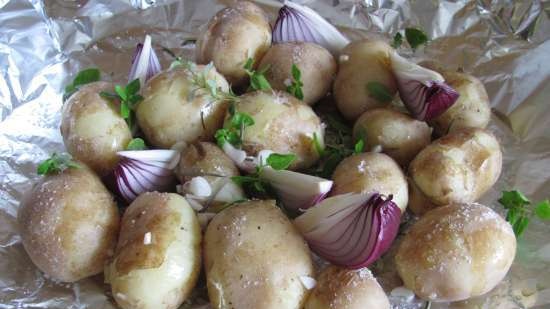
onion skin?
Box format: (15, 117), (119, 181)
(294, 193), (401, 269)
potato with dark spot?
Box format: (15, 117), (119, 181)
(204, 200), (314, 309)
(408, 128), (502, 215)
(331, 152), (408, 212)
(396, 203), (516, 302)
(136, 65), (229, 148)
(196, 1), (271, 86)
(61, 81), (132, 176)
(259, 42), (337, 105)
(333, 40), (397, 120)
(105, 192), (201, 309)
(18, 165), (119, 282)
(176, 142), (245, 208)
(429, 71), (491, 136)
(353, 108), (432, 166)
(231, 90), (324, 170)
(305, 266), (390, 309)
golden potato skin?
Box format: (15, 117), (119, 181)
(61, 81), (132, 176)
(408, 128), (502, 215)
(259, 42), (337, 105)
(196, 1), (271, 86)
(333, 40), (397, 120)
(232, 90), (324, 170)
(204, 200), (314, 309)
(18, 165), (119, 282)
(136, 66), (230, 148)
(305, 266), (390, 309)
(353, 108), (432, 166)
(106, 192), (201, 309)
(396, 203), (516, 302)
(429, 71), (490, 136)
(331, 152), (408, 212)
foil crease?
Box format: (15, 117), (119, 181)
(1, 0), (549, 308)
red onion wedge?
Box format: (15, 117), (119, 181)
(273, 1), (350, 55)
(113, 150), (180, 203)
(128, 35), (161, 86)
(294, 192), (401, 269)
(390, 52), (459, 121)
(260, 167), (332, 212)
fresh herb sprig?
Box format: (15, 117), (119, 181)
(244, 58), (272, 91)
(100, 79), (143, 132)
(63, 68), (101, 101)
(37, 153), (80, 175)
(126, 138), (147, 150)
(231, 153), (296, 196)
(307, 113), (365, 178)
(215, 103), (255, 148)
(499, 190), (550, 237)
(286, 64), (304, 100)
(392, 27), (429, 50)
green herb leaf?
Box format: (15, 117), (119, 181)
(499, 190), (530, 210)
(126, 138), (147, 150)
(37, 153), (80, 175)
(63, 68), (101, 101)
(392, 32), (403, 49)
(244, 57), (272, 91)
(231, 112), (255, 129)
(354, 138), (365, 154)
(535, 200), (550, 220)
(126, 79), (141, 96)
(100, 79), (143, 132)
(513, 216), (530, 237)
(266, 153), (296, 170)
(367, 82), (393, 103)
(312, 133), (324, 156)
(215, 129), (241, 148)
(286, 64), (304, 100)
(405, 27), (429, 50)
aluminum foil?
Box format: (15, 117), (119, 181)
(1, 0), (549, 308)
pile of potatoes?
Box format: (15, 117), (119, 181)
(17, 1), (517, 309)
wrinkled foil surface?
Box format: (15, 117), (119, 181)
(1, 0), (549, 308)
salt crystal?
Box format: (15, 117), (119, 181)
(299, 276), (316, 290)
(143, 232), (152, 245)
(339, 54), (349, 62)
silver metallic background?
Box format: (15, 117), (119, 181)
(0, 0), (549, 308)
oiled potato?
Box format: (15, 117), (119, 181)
(18, 165), (119, 282)
(305, 266), (390, 309)
(331, 152), (408, 212)
(176, 142), (245, 207)
(136, 65), (230, 148)
(429, 71), (490, 136)
(334, 40), (397, 120)
(231, 90), (324, 170)
(395, 203), (516, 302)
(61, 81), (132, 176)
(204, 200), (314, 309)
(408, 128), (502, 215)
(196, 1), (271, 86)
(259, 42), (337, 105)
(353, 108), (432, 166)
(105, 192), (201, 309)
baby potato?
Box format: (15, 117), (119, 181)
(204, 200), (314, 309)
(136, 65), (230, 148)
(232, 90), (324, 170)
(105, 192), (201, 309)
(18, 165), (119, 282)
(429, 71), (491, 136)
(331, 152), (408, 212)
(259, 42), (337, 105)
(195, 1), (271, 86)
(395, 203), (516, 302)
(61, 81), (132, 176)
(176, 142), (245, 208)
(305, 266), (390, 309)
(353, 108), (432, 166)
(333, 40), (397, 120)
(408, 128), (502, 215)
